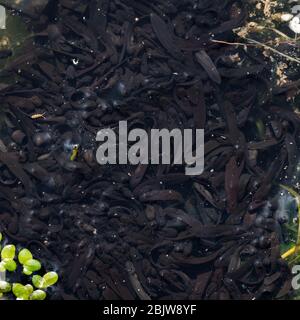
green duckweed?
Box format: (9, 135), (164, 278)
(0, 232), (59, 300)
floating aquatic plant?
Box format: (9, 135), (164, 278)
(0, 232), (58, 300)
(32, 272), (59, 290)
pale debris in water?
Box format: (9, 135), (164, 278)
(276, 62), (288, 86)
(0, 5), (5, 29)
(289, 16), (300, 34)
(281, 13), (294, 22)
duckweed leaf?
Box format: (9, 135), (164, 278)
(25, 284), (33, 295)
(12, 283), (29, 299)
(0, 280), (11, 293)
(18, 249), (33, 265)
(24, 259), (41, 272)
(32, 275), (44, 289)
(30, 289), (46, 300)
(1, 245), (15, 260)
(23, 267), (33, 276)
(3, 259), (17, 272)
(43, 272), (58, 287)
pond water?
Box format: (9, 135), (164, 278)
(0, 9), (30, 69)
(0, 0), (300, 301)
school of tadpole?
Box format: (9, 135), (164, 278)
(0, 0), (299, 300)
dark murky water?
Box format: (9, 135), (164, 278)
(0, 0), (300, 301)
